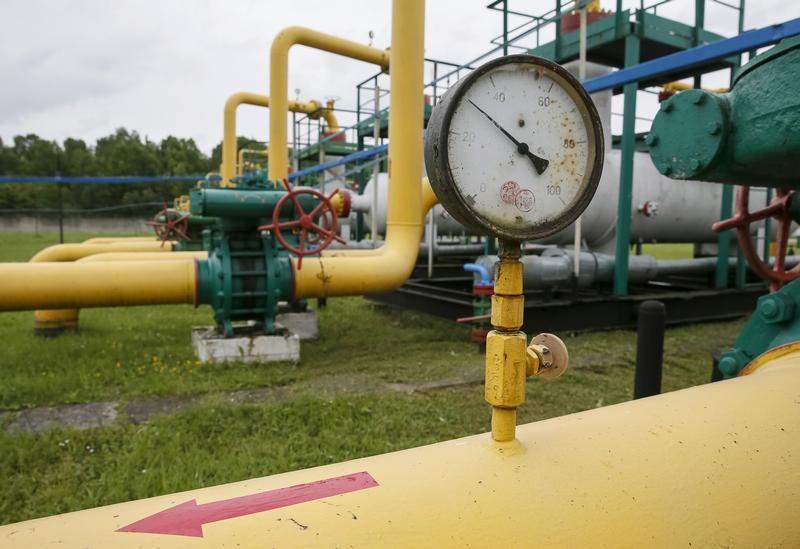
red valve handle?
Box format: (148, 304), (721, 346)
(144, 204), (190, 247)
(258, 180), (346, 269)
(712, 186), (799, 291)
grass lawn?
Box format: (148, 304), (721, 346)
(0, 232), (746, 524)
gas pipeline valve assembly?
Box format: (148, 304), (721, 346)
(425, 54), (604, 440)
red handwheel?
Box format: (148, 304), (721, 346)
(712, 186), (799, 291)
(258, 180), (346, 268)
(145, 204), (190, 246)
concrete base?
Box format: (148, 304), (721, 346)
(191, 325), (300, 364)
(275, 310), (319, 340)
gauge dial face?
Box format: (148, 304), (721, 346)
(425, 55), (603, 240)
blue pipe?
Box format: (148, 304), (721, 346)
(288, 144), (388, 181)
(464, 263), (492, 286)
(583, 18), (800, 94)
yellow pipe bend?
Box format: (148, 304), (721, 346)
(222, 92), (341, 186)
(292, 2), (423, 296)
(322, 178), (438, 258)
(268, 27), (390, 180)
(5, 348), (800, 546)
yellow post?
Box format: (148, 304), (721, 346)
(268, 28), (389, 181)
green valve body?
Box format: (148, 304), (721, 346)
(649, 36), (800, 188)
(718, 279), (800, 378)
(192, 179), (321, 336)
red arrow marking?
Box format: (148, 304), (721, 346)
(117, 471), (378, 537)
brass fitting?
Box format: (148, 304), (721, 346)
(485, 331), (527, 408)
(526, 333), (569, 380)
(485, 241), (570, 443)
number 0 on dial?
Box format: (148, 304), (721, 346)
(425, 55), (604, 241)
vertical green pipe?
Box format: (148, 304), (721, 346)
(502, 0), (509, 56)
(613, 34), (640, 296)
(715, 184), (734, 288)
(693, 0), (705, 88)
(615, 0), (624, 39)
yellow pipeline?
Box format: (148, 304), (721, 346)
(0, 261), (196, 311)
(4, 347), (800, 546)
(30, 241), (172, 262)
(293, 0), (424, 297)
(268, 28), (389, 181)
(222, 92), (340, 186)
(237, 148), (268, 177)
(82, 237), (156, 244)
(32, 252), (205, 332)
(30, 241), (175, 332)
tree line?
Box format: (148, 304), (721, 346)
(0, 129), (262, 215)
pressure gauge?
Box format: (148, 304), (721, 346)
(425, 55), (604, 241)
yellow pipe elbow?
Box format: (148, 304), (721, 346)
(321, 178), (438, 259)
(293, 0), (424, 296)
(269, 26), (389, 180)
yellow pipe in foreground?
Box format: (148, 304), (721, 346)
(4, 348), (799, 546)
(221, 92), (340, 186)
(268, 28), (389, 180)
(0, 261), (196, 311)
(293, 0), (423, 297)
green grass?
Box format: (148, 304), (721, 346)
(641, 242), (694, 260)
(0, 232), (746, 524)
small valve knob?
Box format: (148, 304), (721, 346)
(526, 333), (569, 380)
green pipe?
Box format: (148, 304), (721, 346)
(613, 34), (641, 296)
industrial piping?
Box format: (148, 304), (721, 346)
(31, 241), (175, 333)
(221, 92), (340, 187)
(268, 28), (390, 181)
(0, 260), (196, 310)
(5, 345), (799, 546)
(292, 0), (425, 297)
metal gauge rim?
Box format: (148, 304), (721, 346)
(425, 54), (604, 242)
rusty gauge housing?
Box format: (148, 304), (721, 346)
(425, 55), (604, 241)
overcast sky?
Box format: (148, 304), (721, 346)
(1, 0), (797, 154)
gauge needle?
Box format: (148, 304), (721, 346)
(467, 99), (549, 175)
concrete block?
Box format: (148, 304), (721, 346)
(191, 326), (300, 364)
(276, 310), (320, 340)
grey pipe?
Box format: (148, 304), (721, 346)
(474, 252), (800, 290)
